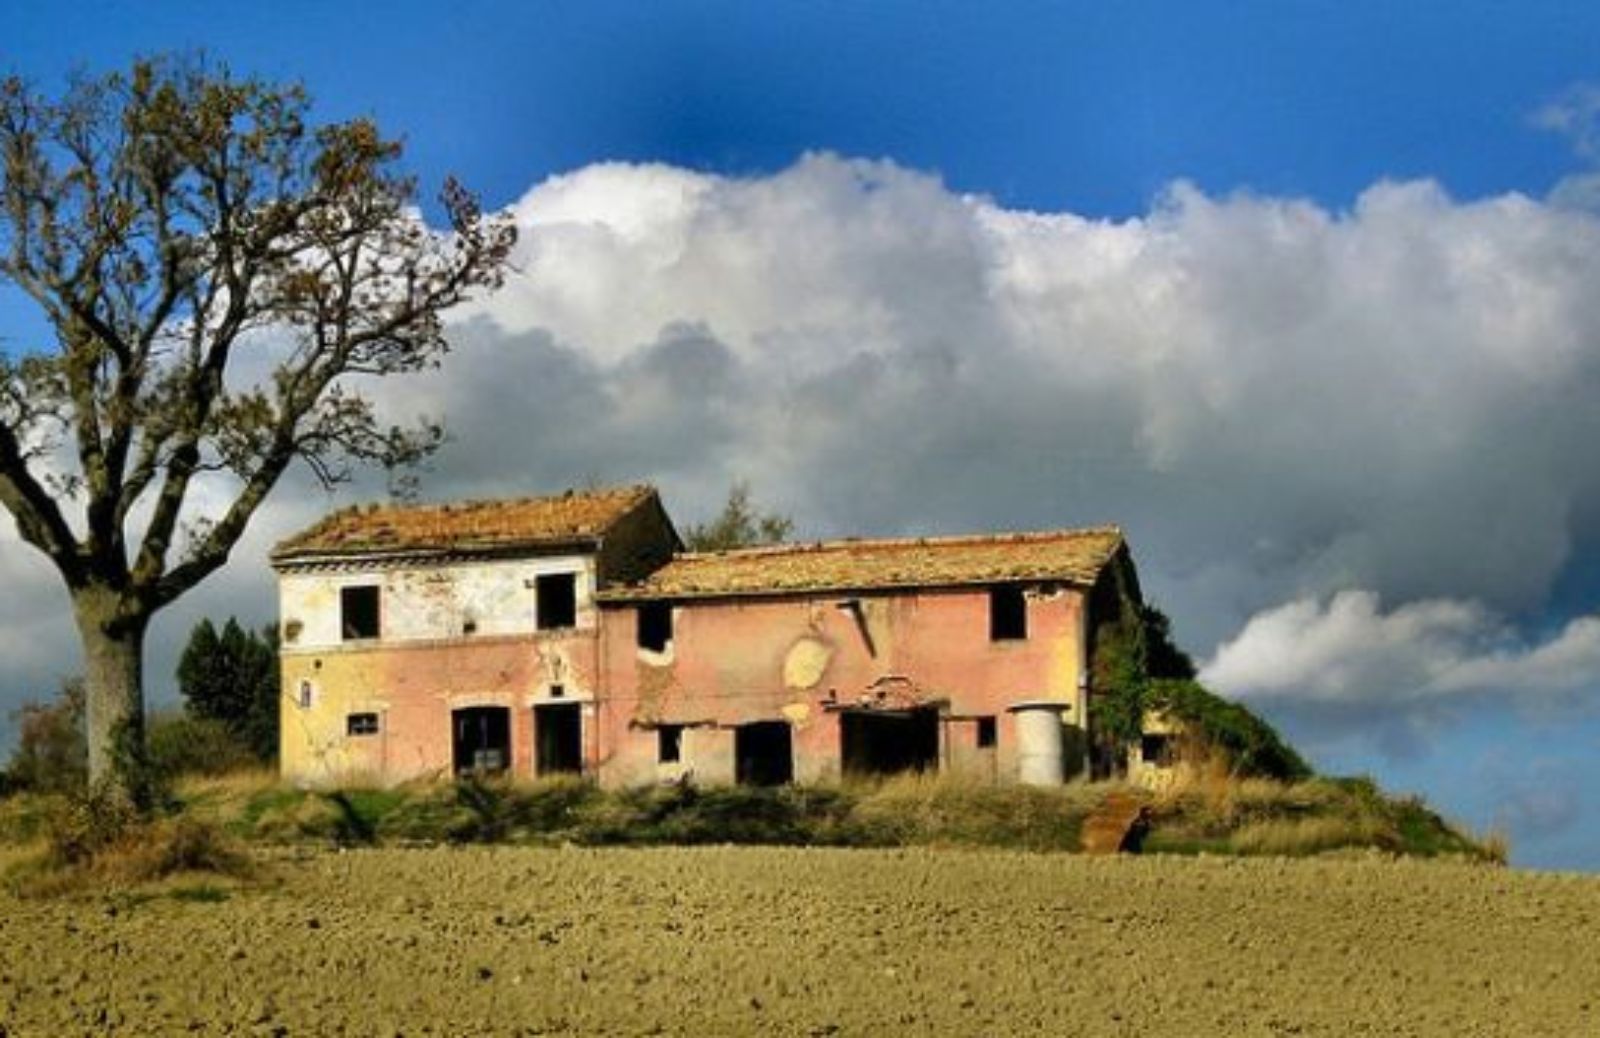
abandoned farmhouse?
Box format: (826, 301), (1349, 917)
(271, 485), (1166, 789)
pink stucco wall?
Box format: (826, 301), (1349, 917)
(283, 582), (1090, 788)
(594, 584), (1088, 786)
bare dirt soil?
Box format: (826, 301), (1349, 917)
(1, 846), (1595, 1036)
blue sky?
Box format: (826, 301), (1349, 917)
(4, 1), (1592, 217)
(5, 1), (1600, 869)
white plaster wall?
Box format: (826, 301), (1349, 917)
(278, 554), (597, 651)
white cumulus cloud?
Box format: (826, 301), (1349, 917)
(1202, 589), (1600, 706)
(9, 153), (1600, 752)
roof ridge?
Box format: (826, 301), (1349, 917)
(271, 484), (660, 562)
(310, 483), (655, 518)
(677, 524), (1123, 561)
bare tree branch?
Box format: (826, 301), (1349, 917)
(0, 56), (515, 794)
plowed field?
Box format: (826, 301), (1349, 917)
(1, 847), (1595, 1035)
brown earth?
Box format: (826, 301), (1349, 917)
(0, 846), (1596, 1036)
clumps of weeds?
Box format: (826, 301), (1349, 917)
(373, 775), (598, 845)
(0, 789), (65, 846)
(1142, 767), (1507, 863)
(573, 782), (822, 846)
(1228, 815), (1388, 857)
(5, 789), (253, 898)
(848, 772), (1101, 851)
(446, 774), (594, 843)
(30, 763), (1506, 864)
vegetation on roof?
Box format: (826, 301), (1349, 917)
(271, 485), (658, 561)
(1147, 678), (1313, 782)
(604, 525), (1125, 600)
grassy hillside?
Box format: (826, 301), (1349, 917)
(0, 769), (1502, 885)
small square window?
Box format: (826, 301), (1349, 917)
(536, 573), (577, 630)
(638, 602), (673, 651)
(341, 585), (381, 640)
(658, 724), (684, 764)
(976, 716), (997, 749)
(989, 587), (1027, 641)
(1141, 733), (1175, 767)
(347, 712), (380, 736)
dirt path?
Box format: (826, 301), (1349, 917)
(1, 847), (1595, 1035)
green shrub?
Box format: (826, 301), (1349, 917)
(12, 800), (251, 896)
(0, 790), (60, 845)
(146, 712), (261, 780)
(1146, 679), (1312, 781)
(176, 617), (279, 762)
(42, 790), (140, 868)
(116, 817), (250, 880)
(5, 679), (87, 795)
(1144, 773), (1504, 863)
(850, 774), (1097, 851)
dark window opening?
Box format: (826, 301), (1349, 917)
(735, 722), (793, 786)
(1141, 733), (1175, 767)
(453, 706), (510, 775)
(638, 601), (673, 652)
(975, 716), (998, 749)
(536, 573), (578, 630)
(462, 617), (478, 635)
(657, 724), (684, 764)
(549, 683), (565, 699)
(347, 712), (380, 736)
(841, 708), (940, 777)
(341, 585), (380, 640)
(990, 586), (1027, 641)
(535, 703), (583, 776)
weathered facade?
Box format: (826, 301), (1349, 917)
(271, 486), (679, 785)
(272, 486), (1140, 789)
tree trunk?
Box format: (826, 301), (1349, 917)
(71, 587), (149, 804)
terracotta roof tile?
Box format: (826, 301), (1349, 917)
(271, 485), (657, 564)
(600, 526), (1124, 601)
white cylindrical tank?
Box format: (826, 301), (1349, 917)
(1008, 701), (1070, 786)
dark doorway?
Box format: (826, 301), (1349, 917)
(453, 706), (510, 775)
(535, 703), (583, 776)
(841, 707), (941, 777)
(735, 722), (793, 786)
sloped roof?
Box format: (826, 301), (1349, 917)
(271, 485), (660, 565)
(599, 526), (1124, 601)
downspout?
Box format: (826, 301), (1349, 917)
(1077, 584), (1091, 777)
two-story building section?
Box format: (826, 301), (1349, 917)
(272, 484), (1146, 788)
(596, 527), (1133, 788)
(270, 485), (679, 785)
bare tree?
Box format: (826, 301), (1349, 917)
(0, 58), (515, 803)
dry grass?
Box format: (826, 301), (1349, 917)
(5, 765), (1500, 867)
(9, 827), (252, 898)
(847, 770), (1108, 849)
(3, 792), (254, 898)
(1143, 760), (1503, 862)
(174, 767), (282, 801)
(1229, 814), (1387, 856)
